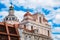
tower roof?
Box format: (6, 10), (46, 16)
(9, 5), (14, 10)
(3, 4), (19, 24)
(9, 2), (14, 10)
(24, 12), (32, 17)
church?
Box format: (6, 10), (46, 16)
(0, 4), (53, 40)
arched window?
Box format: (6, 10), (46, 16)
(12, 17), (15, 20)
(9, 18), (11, 20)
(6, 18), (8, 20)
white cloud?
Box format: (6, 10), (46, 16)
(52, 27), (60, 33)
(0, 11), (8, 17)
(53, 0), (60, 5)
(52, 9), (60, 24)
(52, 34), (60, 40)
(0, 11), (8, 21)
(14, 10), (33, 21)
(0, 10), (32, 22)
(0, 0), (60, 10)
(12, 0), (60, 8)
(0, 0), (10, 7)
(1, 0), (60, 21)
(45, 10), (56, 20)
(45, 9), (60, 25)
(44, 9), (59, 22)
(14, 11), (26, 21)
(48, 22), (53, 25)
(52, 27), (60, 40)
(53, 14), (60, 24)
(55, 35), (60, 39)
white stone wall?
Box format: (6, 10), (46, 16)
(19, 14), (52, 40)
(18, 28), (52, 40)
(20, 21), (51, 36)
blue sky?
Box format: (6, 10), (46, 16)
(0, 0), (60, 40)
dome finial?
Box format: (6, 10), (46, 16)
(10, 2), (13, 6)
(10, 0), (13, 6)
(9, 2), (14, 10)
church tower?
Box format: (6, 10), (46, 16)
(4, 4), (19, 24)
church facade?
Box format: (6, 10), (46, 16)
(0, 4), (53, 40)
(19, 11), (53, 40)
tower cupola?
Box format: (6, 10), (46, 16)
(9, 3), (14, 16)
(4, 3), (19, 24)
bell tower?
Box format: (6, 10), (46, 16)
(4, 3), (19, 24)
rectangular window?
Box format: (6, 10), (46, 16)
(8, 27), (17, 34)
(0, 34), (8, 40)
(24, 25), (26, 29)
(10, 36), (19, 40)
(43, 17), (48, 22)
(25, 36), (27, 40)
(48, 30), (49, 36)
(0, 25), (7, 33)
(34, 29), (38, 34)
(43, 17), (45, 22)
(31, 26), (33, 30)
(39, 17), (41, 23)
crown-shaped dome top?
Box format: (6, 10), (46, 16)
(9, 5), (14, 10)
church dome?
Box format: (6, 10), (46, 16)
(24, 12), (32, 17)
(3, 3), (19, 24)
